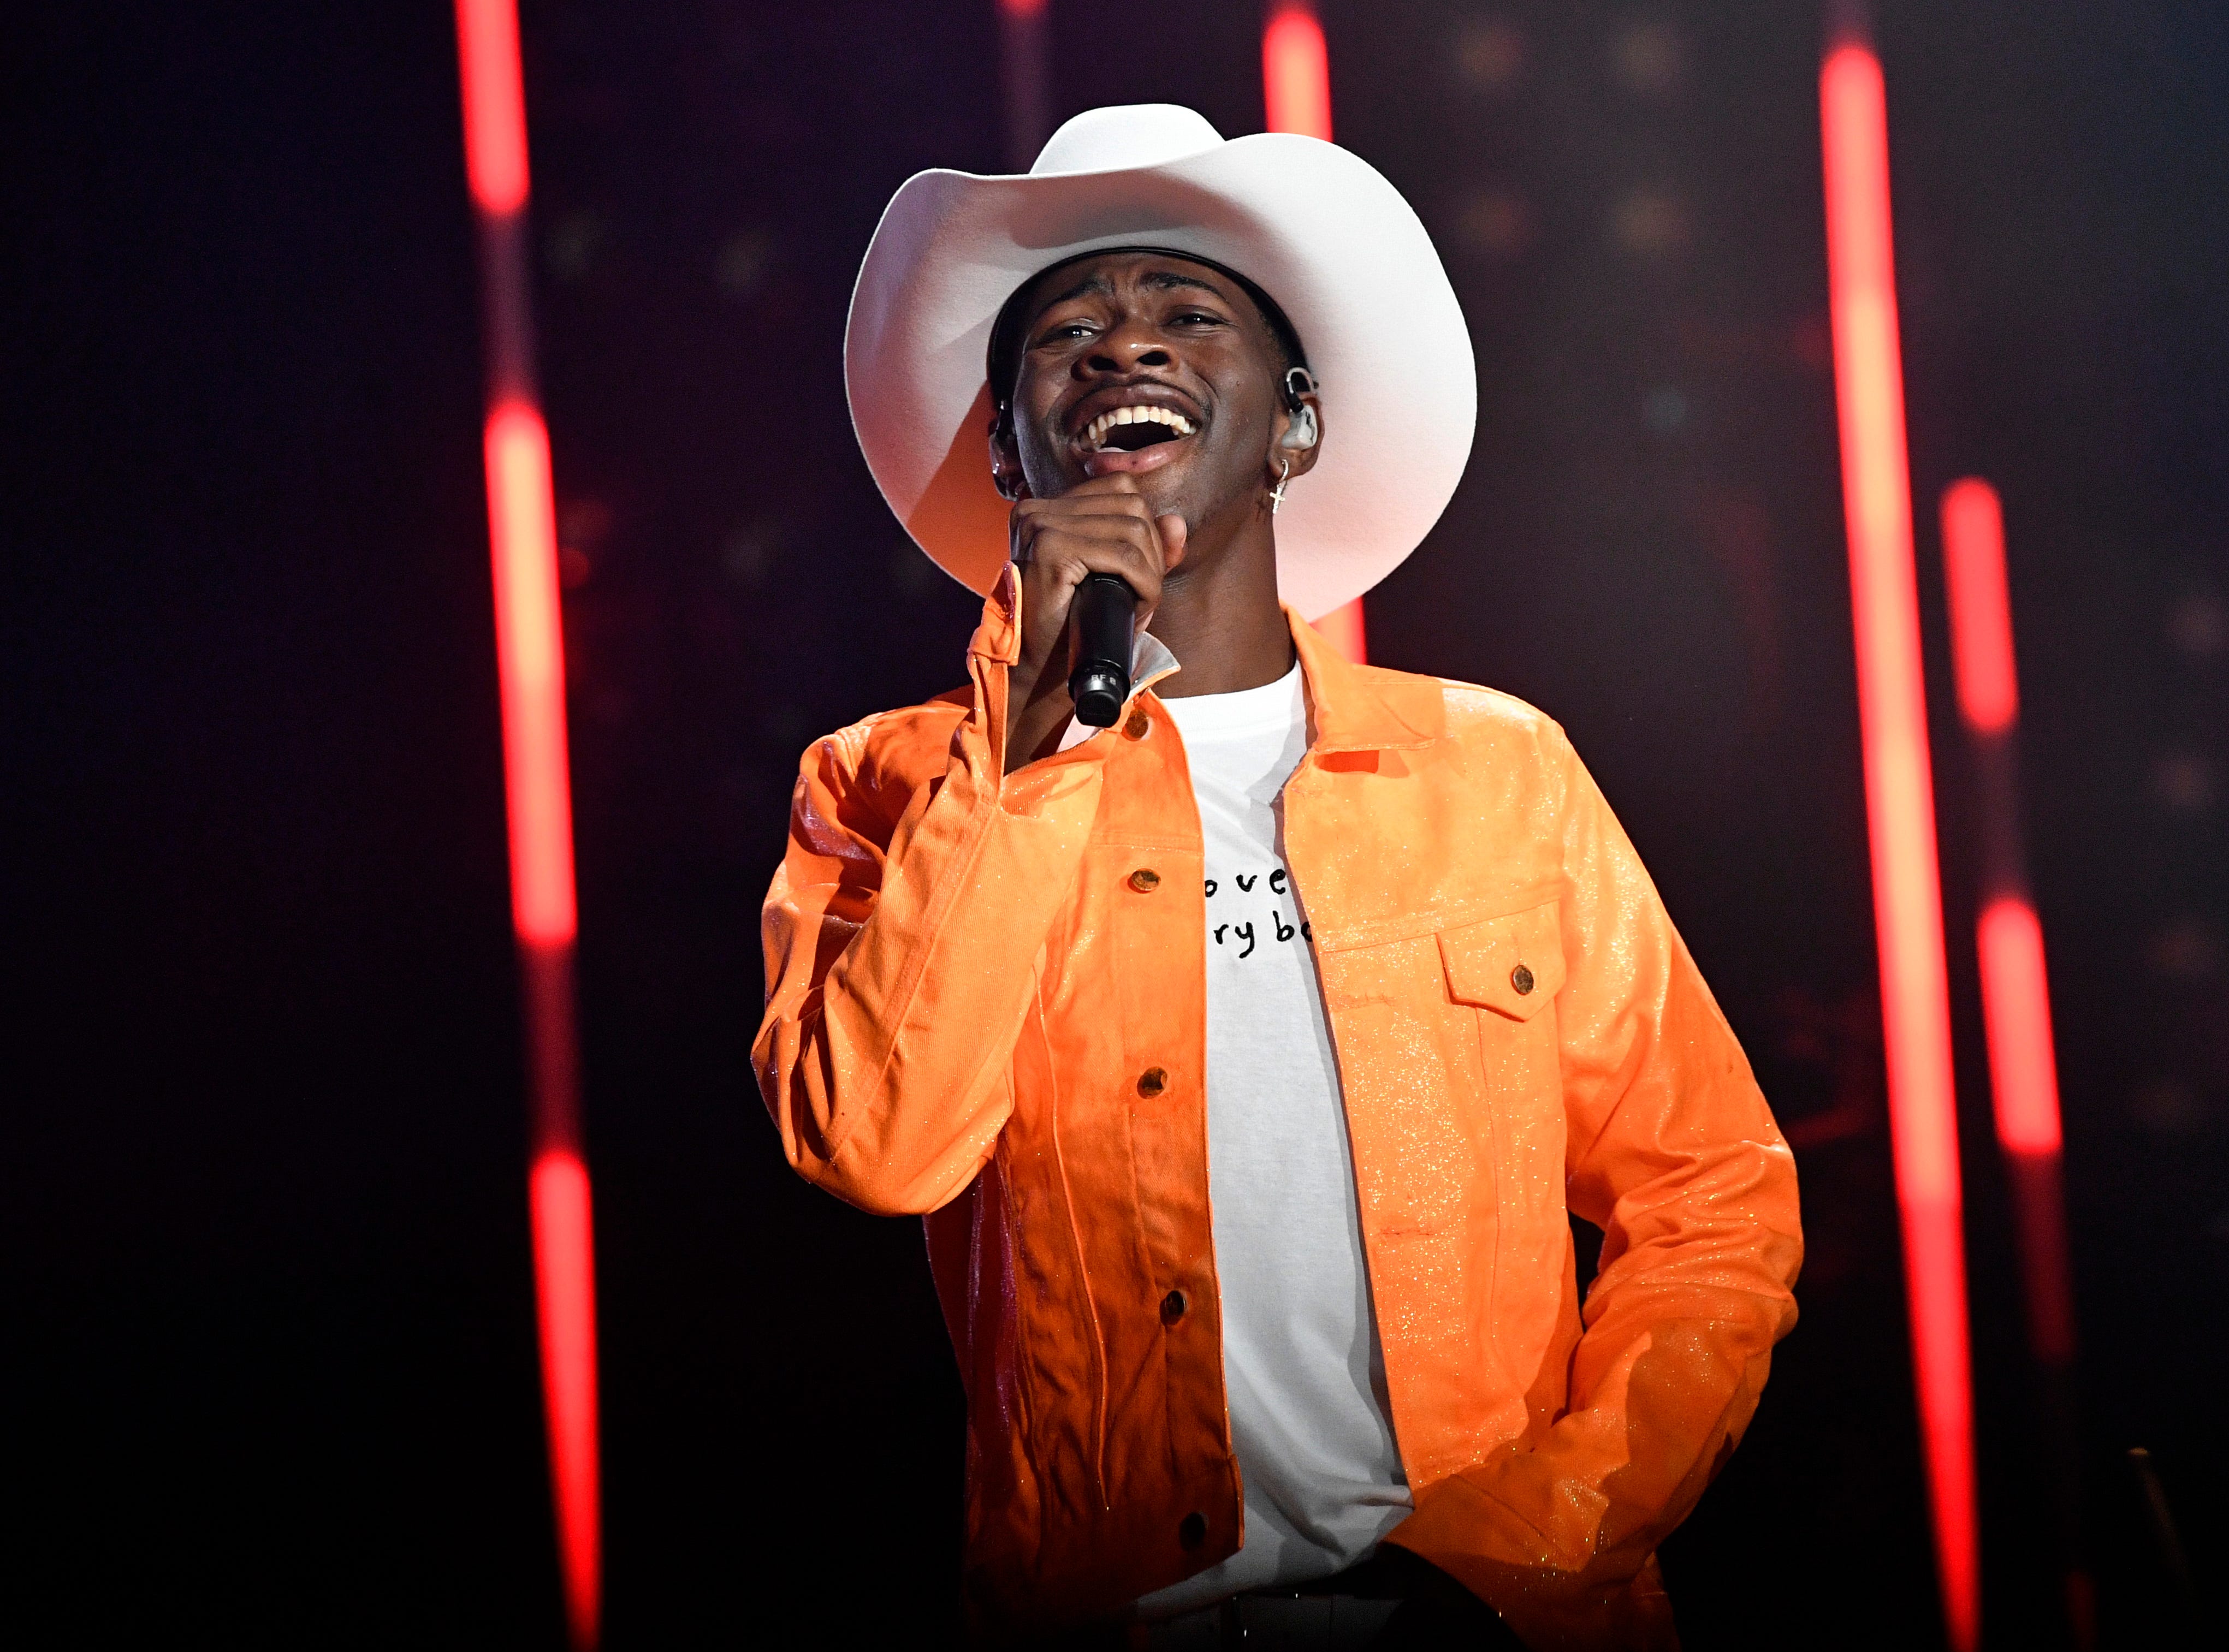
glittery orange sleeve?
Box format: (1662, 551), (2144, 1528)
(754, 573), (1102, 1216)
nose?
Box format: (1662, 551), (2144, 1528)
(1083, 317), (1172, 376)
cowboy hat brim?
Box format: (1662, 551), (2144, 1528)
(844, 106), (1475, 621)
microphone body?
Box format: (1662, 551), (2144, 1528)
(1066, 572), (1136, 728)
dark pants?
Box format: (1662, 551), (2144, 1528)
(1052, 1547), (1529, 1651)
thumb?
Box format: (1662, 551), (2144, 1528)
(1156, 513), (1189, 569)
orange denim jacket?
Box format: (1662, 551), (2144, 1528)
(755, 573), (1802, 1649)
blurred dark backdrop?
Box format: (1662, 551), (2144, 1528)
(9, 2), (2224, 1646)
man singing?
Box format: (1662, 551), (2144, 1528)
(756, 106), (1801, 1650)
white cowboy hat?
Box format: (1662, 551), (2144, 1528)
(844, 103), (1475, 621)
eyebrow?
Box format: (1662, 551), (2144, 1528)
(1140, 270), (1228, 298)
(1036, 268), (1230, 313)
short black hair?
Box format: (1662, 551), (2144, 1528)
(985, 246), (1308, 411)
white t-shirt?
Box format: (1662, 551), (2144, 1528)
(1130, 663), (1412, 1616)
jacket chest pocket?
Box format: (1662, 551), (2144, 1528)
(1436, 899), (1566, 1023)
(1433, 899), (1569, 1234)
(1317, 900), (1567, 1228)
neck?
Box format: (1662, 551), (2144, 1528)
(1145, 509), (1294, 697)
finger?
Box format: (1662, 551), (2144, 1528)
(1011, 496), (1166, 533)
(1013, 513), (1170, 579)
(1024, 539), (1166, 602)
(1013, 501), (1163, 525)
(1010, 502), (1154, 568)
(1022, 516), (1167, 567)
(1156, 514), (1188, 571)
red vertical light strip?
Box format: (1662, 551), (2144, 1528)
(1261, 2), (1365, 664)
(1942, 477), (2077, 1373)
(1820, 39), (1979, 1652)
(1942, 478), (2064, 1159)
(1975, 896), (2064, 1156)
(1262, 3), (1333, 140)
(454, 4), (602, 1648)
(531, 1145), (601, 1633)
(484, 401), (579, 946)
(1942, 479), (2019, 736)
(996, 0), (1052, 174)
(1943, 485), (2085, 1639)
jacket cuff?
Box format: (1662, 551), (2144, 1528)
(1389, 1471), (1676, 1652)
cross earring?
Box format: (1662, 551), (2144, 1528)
(1270, 457), (1292, 514)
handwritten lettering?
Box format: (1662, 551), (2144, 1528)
(1197, 863), (1315, 956)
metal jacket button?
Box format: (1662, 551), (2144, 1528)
(1136, 1067), (1167, 1098)
(1124, 710), (1151, 739)
(1511, 963), (1536, 996)
(1178, 1512), (1207, 1549)
(1160, 1289), (1188, 1325)
(1129, 868), (1161, 893)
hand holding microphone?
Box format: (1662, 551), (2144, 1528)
(1004, 474), (1187, 772)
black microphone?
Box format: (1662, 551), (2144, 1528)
(1066, 572), (1136, 728)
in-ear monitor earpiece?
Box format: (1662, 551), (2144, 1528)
(1279, 366), (1320, 451)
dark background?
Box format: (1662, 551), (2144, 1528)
(10, 2), (2225, 1645)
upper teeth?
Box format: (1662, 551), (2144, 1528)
(1084, 405), (1196, 447)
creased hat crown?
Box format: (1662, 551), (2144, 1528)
(1029, 104), (1225, 176)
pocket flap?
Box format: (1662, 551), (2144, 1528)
(1438, 901), (1566, 1021)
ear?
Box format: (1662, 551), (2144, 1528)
(1268, 390), (1325, 482)
(989, 406), (1030, 502)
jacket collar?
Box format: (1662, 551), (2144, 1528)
(1285, 605), (1443, 752)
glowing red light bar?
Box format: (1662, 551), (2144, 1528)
(1260, 2), (1364, 662)
(1941, 479), (2018, 735)
(1822, 40), (1963, 1217)
(455, 0), (529, 215)
(454, 6), (601, 1646)
(1821, 40), (1980, 1652)
(1263, 3), (1333, 140)
(997, 0), (1047, 18)
(1977, 896), (2064, 1155)
(1943, 474), (2066, 1163)
(533, 1146), (603, 1642)
(1905, 1196), (1979, 1624)
(483, 401), (578, 947)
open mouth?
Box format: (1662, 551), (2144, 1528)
(1082, 405), (1197, 452)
